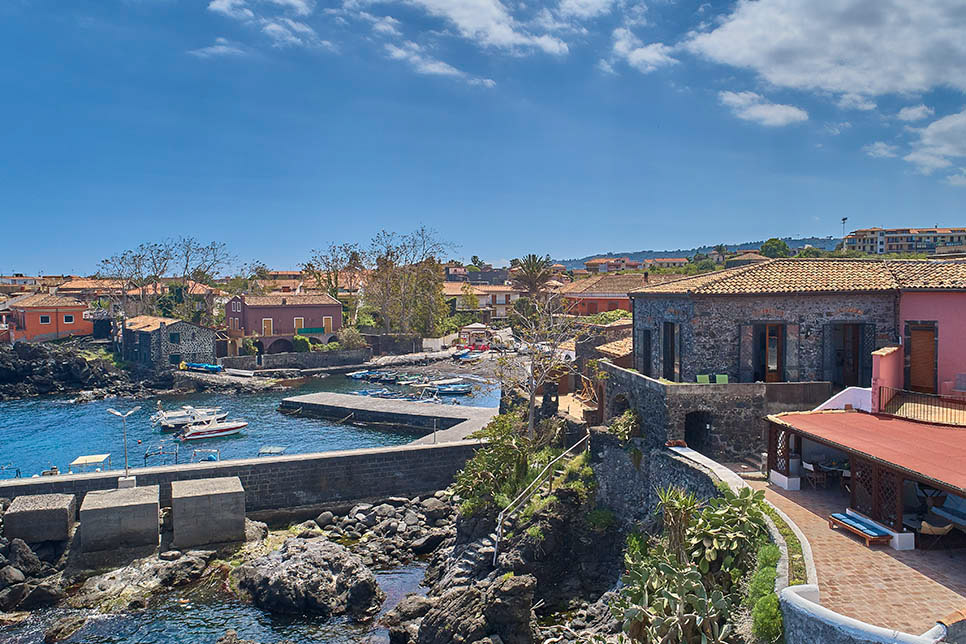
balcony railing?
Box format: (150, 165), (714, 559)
(877, 386), (966, 426)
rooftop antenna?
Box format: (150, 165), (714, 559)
(841, 217), (848, 238)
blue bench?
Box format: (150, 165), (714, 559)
(829, 512), (892, 547)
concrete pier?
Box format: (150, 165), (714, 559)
(3, 493), (76, 542)
(171, 477), (246, 547)
(79, 485), (160, 552)
(279, 392), (498, 443)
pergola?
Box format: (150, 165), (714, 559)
(767, 410), (966, 536)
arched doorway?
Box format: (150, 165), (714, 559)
(684, 411), (715, 457)
(611, 393), (630, 419)
(266, 338), (293, 354)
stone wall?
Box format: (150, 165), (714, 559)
(591, 430), (721, 526)
(600, 361), (831, 460)
(362, 334), (424, 356)
(0, 441), (477, 514)
(632, 293), (898, 384)
(219, 347), (371, 370)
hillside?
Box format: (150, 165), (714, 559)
(556, 237), (841, 268)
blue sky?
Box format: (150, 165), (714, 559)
(2, 0), (965, 274)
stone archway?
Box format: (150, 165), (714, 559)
(266, 338), (294, 354)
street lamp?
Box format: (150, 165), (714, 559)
(106, 406), (141, 479)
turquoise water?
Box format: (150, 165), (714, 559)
(2, 564), (427, 644)
(0, 374), (499, 478)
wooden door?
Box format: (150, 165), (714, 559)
(765, 324), (784, 382)
(294, 317), (304, 332)
(262, 318), (273, 336)
(323, 316), (333, 333)
(909, 326), (936, 393)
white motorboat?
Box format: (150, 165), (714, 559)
(179, 417), (248, 441)
(152, 402), (228, 430)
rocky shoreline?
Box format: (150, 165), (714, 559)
(0, 342), (287, 403)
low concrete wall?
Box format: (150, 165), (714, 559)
(781, 585), (946, 644)
(219, 348), (371, 371)
(0, 441), (478, 513)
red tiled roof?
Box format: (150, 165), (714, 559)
(58, 279), (127, 292)
(244, 294), (341, 306)
(125, 315), (184, 332)
(443, 282), (486, 297)
(559, 273), (649, 296)
(9, 294), (87, 309)
(126, 280), (225, 297)
(769, 410), (966, 494)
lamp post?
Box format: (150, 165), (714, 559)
(107, 406), (141, 479)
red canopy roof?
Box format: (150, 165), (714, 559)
(769, 410), (966, 495)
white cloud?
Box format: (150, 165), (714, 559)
(863, 141), (899, 158)
(837, 93), (876, 111)
(385, 41), (495, 86)
(399, 0), (568, 55)
(904, 109), (966, 174)
(718, 91), (808, 127)
(262, 18), (335, 49)
(897, 104), (935, 122)
(825, 121), (851, 136)
(687, 0), (966, 102)
(557, 0), (616, 19)
(266, 0), (314, 16)
(611, 27), (675, 74)
(188, 37), (246, 58)
(208, 0), (254, 20)
(946, 170), (966, 187)
(596, 58), (615, 74)
(371, 15), (402, 35)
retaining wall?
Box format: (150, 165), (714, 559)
(0, 441), (478, 513)
(219, 348), (371, 371)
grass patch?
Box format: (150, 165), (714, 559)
(525, 525), (544, 541)
(762, 504), (807, 585)
(585, 508), (615, 532)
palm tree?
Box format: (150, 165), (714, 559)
(512, 254), (554, 296)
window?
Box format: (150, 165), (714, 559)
(169, 332), (181, 344)
(39, 315), (51, 325)
(169, 353), (182, 365)
(63, 315), (74, 324)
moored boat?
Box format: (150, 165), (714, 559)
(152, 403), (228, 430)
(431, 383), (473, 395)
(179, 417), (248, 441)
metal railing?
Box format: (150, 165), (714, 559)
(492, 430), (591, 565)
(878, 386), (966, 426)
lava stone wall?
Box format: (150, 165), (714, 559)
(632, 293), (898, 384)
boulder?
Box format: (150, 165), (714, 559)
(382, 593), (436, 644)
(420, 498), (448, 522)
(156, 555), (208, 587)
(416, 575), (536, 644)
(44, 615), (87, 643)
(374, 503), (396, 518)
(315, 511), (334, 528)
(0, 565), (25, 590)
(411, 532), (447, 556)
(234, 538), (385, 620)
(7, 539), (44, 577)
(18, 581), (65, 609)
(0, 583), (30, 611)
(159, 550), (182, 561)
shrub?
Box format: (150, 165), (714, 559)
(336, 327), (368, 349)
(241, 338), (258, 356)
(751, 593), (783, 642)
(586, 508), (615, 532)
(525, 525), (545, 541)
(757, 544), (781, 570)
(454, 411), (531, 516)
(292, 335), (312, 353)
(610, 409), (641, 441)
(314, 341), (341, 352)
(745, 567), (777, 609)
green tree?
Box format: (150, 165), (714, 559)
(470, 255), (486, 269)
(460, 282), (480, 310)
(511, 254), (554, 297)
(760, 238), (791, 258)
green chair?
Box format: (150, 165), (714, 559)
(715, 374), (729, 384)
(697, 374), (711, 384)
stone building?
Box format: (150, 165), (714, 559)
(122, 315), (216, 369)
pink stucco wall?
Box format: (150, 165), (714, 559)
(871, 346), (903, 411)
(899, 291), (966, 395)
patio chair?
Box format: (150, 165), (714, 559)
(802, 461), (827, 489)
(697, 374), (711, 384)
(917, 520), (954, 550)
(715, 374), (728, 384)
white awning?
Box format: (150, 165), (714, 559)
(70, 454), (111, 467)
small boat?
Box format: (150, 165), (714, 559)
(363, 371), (391, 381)
(180, 362), (224, 373)
(431, 383), (473, 395)
(152, 403), (227, 430)
(351, 388), (392, 397)
(179, 417), (248, 441)
(459, 352), (483, 362)
(376, 372), (399, 383)
(345, 370), (373, 380)
(452, 348), (471, 358)
(370, 391), (406, 399)
(225, 368), (255, 378)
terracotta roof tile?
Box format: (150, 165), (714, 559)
(10, 294), (87, 308)
(58, 279), (128, 291)
(244, 294), (341, 306)
(125, 315), (184, 332)
(443, 282), (486, 296)
(559, 273), (649, 296)
(596, 337), (633, 358)
(632, 258), (966, 296)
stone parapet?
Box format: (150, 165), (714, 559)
(171, 476), (246, 547)
(3, 493), (76, 542)
(79, 485), (160, 552)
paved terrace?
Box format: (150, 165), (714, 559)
(279, 392), (499, 443)
(750, 480), (966, 634)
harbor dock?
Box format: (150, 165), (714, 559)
(279, 392), (498, 443)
